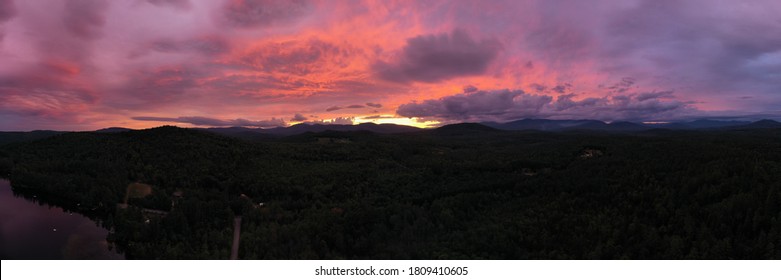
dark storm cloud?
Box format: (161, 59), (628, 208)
(221, 0), (310, 28)
(551, 83), (572, 94)
(63, 0), (109, 40)
(132, 116), (286, 128)
(373, 29), (501, 83)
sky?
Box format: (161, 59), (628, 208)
(0, 0), (780, 131)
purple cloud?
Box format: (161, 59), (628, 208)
(0, 0), (15, 23)
(326, 104), (369, 112)
(150, 36), (230, 56)
(291, 113), (307, 122)
(397, 86), (695, 122)
(63, 0), (109, 40)
(636, 91), (675, 102)
(132, 116), (286, 128)
(362, 115), (396, 119)
(365, 102), (382, 108)
(373, 29), (501, 83)
(221, 0), (310, 28)
(397, 89), (551, 121)
(146, 0), (191, 10)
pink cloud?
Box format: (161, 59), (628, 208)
(0, 0), (779, 130)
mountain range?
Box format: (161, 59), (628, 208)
(1, 119), (779, 145)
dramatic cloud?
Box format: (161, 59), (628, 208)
(1, 1), (779, 130)
(548, 91), (691, 121)
(551, 83), (572, 94)
(373, 29), (501, 83)
(397, 86), (693, 122)
(132, 116), (285, 128)
(397, 89), (551, 121)
(109, 65), (201, 109)
(636, 91), (675, 102)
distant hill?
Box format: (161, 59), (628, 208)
(483, 119), (650, 132)
(483, 119), (605, 131)
(0, 130), (64, 146)
(2, 119), (778, 146)
(261, 122), (420, 136)
(483, 118), (776, 132)
(95, 127), (134, 133)
(728, 119), (781, 129)
(603, 121), (649, 131)
(642, 119), (752, 130)
(198, 127), (275, 141)
(433, 123), (500, 135)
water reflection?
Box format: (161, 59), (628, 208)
(0, 179), (123, 259)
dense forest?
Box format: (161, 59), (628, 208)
(1, 125), (780, 259)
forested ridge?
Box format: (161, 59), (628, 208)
(1, 126), (780, 259)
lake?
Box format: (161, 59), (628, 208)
(0, 179), (124, 259)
